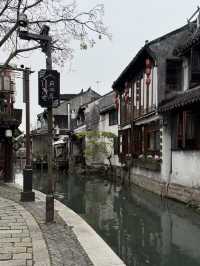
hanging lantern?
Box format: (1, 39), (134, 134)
(145, 58), (152, 87)
(124, 87), (129, 103)
(145, 58), (151, 68)
(124, 81), (128, 88)
(114, 93), (119, 110)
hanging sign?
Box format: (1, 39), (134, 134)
(38, 69), (60, 107)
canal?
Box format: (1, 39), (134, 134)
(14, 163), (200, 266)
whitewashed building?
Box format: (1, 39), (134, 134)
(72, 91), (120, 167)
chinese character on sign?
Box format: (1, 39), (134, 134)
(38, 69), (60, 107)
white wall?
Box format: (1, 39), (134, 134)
(171, 151), (200, 187)
(153, 66), (158, 107)
(98, 112), (120, 167)
(183, 58), (189, 91)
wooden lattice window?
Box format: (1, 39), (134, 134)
(132, 126), (142, 157)
(166, 59), (182, 91)
(191, 47), (200, 83)
(144, 123), (160, 155)
(109, 109), (118, 126)
(176, 111), (200, 149)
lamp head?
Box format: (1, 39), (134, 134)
(18, 13), (28, 28)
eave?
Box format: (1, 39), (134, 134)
(112, 46), (157, 92)
(158, 87), (200, 113)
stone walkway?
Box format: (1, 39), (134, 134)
(0, 183), (93, 266)
(0, 197), (49, 266)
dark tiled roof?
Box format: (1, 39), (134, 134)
(112, 46), (155, 90)
(159, 88), (200, 113)
(173, 27), (200, 56)
(113, 24), (189, 90)
(98, 91), (115, 113)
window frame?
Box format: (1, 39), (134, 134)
(109, 109), (118, 126)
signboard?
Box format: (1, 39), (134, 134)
(38, 69), (60, 107)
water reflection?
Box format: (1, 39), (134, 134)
(14, 164), (200, 266)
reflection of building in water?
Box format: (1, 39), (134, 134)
(84, 181), (120, 249)
(83, 179), (200, 266)
(116, 187), (200, 266)
(64, 174), (86, 215)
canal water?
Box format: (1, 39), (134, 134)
(14, 163), (200, 266)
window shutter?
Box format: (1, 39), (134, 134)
(166, 59), (182, 91)
(132, 126), (142, 156)
(191, 47), (200, 83)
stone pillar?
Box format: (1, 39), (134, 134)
(161, 114), (172, 183)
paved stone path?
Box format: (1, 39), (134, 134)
(0, 183), (93, 266)
(0, 196), (49, 266)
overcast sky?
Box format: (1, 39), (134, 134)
(11, 0), (200, 130)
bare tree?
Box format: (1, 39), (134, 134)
(0, 0), (110, 66)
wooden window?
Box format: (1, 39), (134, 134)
(54, 115), (68, 129)
(120, 93), (130, 125)
(144, 123), (160, 155)
(109, 109), (118, 126)
(119, 129), (131, 160)
(132, 126), (142, 157)
(191, 47), (200, 83)
(166, 59), (182, 92)
(175, 111), (200, 150)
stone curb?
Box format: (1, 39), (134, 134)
(15, 204), (51, 266)
(34, 190), (126, 266)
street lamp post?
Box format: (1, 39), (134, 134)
(45, 38), (54, 223)
(19, 21), (55, 222)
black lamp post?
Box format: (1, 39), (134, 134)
(18, 15), (56, 222)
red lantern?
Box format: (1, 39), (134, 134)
(145, 58), (151, 68)
(114, 93), (119, 110)
(125, 81), (128, 88)
(145, 58), (152, 86)
(124, 88), (130, 104)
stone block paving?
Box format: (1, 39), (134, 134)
(0, 197), (33, 266)
(0, 184), (93, 266)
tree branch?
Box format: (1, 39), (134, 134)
(0, 23), (18, 48)
(0, 0), (12, 17)
(23, 0), (43, 12)
(3, 44), (41, 67)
